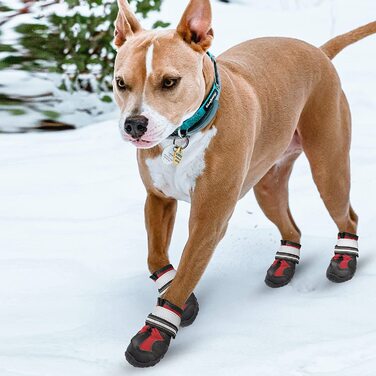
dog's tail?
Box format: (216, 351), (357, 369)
(321, 21), (376, 60)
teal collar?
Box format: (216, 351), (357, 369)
(170, 52), (221, 139)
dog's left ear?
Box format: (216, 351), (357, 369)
(177, 0), (213, 52)
(114, 0), (142, 48)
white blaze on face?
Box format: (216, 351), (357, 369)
(145, 43), (154, 77)
(126, 42), (177, 147)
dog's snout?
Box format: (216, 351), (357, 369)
(124, 115), (149, 139)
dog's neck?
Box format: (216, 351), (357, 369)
(202, 53), (216, 98)
(169, 52), (219, 139)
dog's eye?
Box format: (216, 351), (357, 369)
(116, 78), (128, 91)
(162, 77), (180, 90)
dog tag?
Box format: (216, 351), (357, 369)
(162, 145), (175, 165)
(173, 146), (183, 166)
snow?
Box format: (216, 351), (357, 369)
(0, 69), (117, 133)
(1, 0), (376, 375)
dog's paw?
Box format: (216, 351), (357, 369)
(126, 298), (181, 367)
(181, 293), (199, 327)
(326, 254), (357, 283)
(125, 325), (172, 368)
(327, 232), (358, 283)
(265, 259), (296, 288)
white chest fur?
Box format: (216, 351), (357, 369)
(146, 127), (217, 203)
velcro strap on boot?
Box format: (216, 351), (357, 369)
(275, 240), (301, 264)
(145, 298), (182, 338)
(150, 264), (177, 295)
(334, 232), (359, 257)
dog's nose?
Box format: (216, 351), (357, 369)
(124, 115), (148, 139)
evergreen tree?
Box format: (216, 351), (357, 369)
(0, 0), (167, 130)
(1, 0), (167, 93)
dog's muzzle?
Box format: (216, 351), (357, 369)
(124, 115), (148, 139)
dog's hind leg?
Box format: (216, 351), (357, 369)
(298, 86), (359, 283)
(253, 132), (303, 288)
(254, 132), (302, 243)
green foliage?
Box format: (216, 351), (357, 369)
(100, 94), (113, 103)
(134, 0), (163, 17)
(0, 5), (12, 12)
(0, 44), (16, 52)
(152, 20), (170, 29)
(42, 110), (60, 119)
(1, 0), (168, 93)
(9, 108), (27, 116)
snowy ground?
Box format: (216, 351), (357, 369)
(1, 0), (376, 375)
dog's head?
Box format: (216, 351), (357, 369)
(113, 0), (214, 148)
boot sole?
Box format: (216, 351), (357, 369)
(326, 270), (355, 283)
(264, 277), (292, 288)
(125, 349), (165, 368)
(265, 268), (295, 288)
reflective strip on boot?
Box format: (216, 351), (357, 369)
(150, 265), (177, 295)
(275, 240), (301, 264)
(335, 232), (359, 257)
(145, 301), (182, 339)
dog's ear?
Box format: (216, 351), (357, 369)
(177, 0), (213, 52)
(114, 0), (142, 48)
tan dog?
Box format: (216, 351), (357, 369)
(113, 0), (376, 367)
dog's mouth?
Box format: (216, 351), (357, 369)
(132, 138), (149, 144)
(129, 138), (159, 149)
(120, 127), (175, 149)
(120, 131), (152, 147)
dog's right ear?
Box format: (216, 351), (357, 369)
(114, 0), (142, 48)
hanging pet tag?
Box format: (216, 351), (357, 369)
(162, 145), (175, 165)
(173, 146), (183, 166)
(162, 138), (189, 167)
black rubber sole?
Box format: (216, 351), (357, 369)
(125, 349), (165, 368)
(265, 267), (295, 288)
(326, 270), (355, 283)
(180, 298), (200, 327)
(264, 277), (292, 288)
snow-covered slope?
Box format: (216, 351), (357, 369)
(1, 1), (376, 375)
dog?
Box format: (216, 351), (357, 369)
(113, 0), (376, 367)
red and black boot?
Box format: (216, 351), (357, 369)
(265, 240), (301, 288)
(326, 232), (359, 283)
(150, 264), (199, 327)
(125, 298), (182, 368)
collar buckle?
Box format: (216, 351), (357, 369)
(177, 128), (187, 139)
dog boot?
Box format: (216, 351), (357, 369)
(327, 232), (358, 283)
(150, 264), (199, 327)
(125, 298), (182, 368)
(265, 240), (301, 288)
(181, 292), (199, 327)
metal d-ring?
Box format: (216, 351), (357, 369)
(173, 137), (190, 150)
(177, 128), (186, 138)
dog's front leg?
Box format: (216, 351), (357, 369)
(126, 174), (241, 367)
(145, 193), (200, 328)
(163, 190), (237, 307)
(125, 173), (241, 368)
(145, 193), (177, 274)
